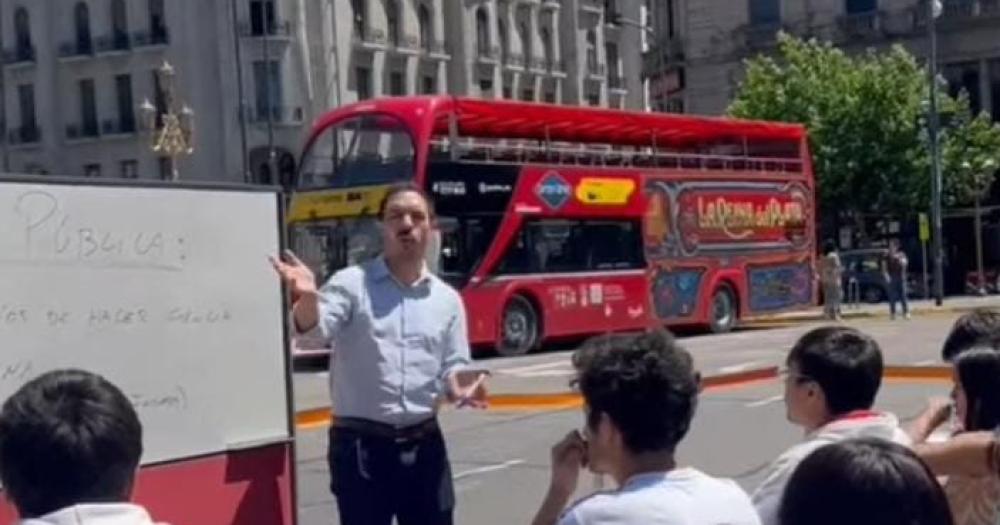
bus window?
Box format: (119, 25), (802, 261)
(297, 114), (415, 190)
(436, 214), (502, 288)
(495, 219), (644, 275)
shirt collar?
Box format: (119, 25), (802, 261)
(372, 256), (432, 287)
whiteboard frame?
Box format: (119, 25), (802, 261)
(0, 174), (296, 465)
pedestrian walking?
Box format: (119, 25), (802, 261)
(819, 240), (843, 321)
(272, 182), (487, 525)
(883, 239), (910, 320)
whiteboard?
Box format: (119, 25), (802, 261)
(0, 180), (290, 465)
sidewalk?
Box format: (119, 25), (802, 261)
(750, 295), (1000, 324)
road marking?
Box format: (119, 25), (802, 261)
(516, 369), (576, 378)
(495, 361), (569, 375)
(453, 459), (526, 480)
(718, 361), (765, 375)
(913, 360), (938, 366)
(745, 395), (784, 408)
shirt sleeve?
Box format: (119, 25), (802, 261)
(292, 271), (354, 345)
(439, 293), (472, 382)
(751, 448), (806, 525)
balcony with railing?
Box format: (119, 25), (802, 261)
(244, 105), (305, 126)
(938, 0), (1000, 22)
(546, 58), (567, 76)
(477, 45), (500, 64)
(133, 27), (169, 48)
(8, 125), (41, 146)
(239, 20), (294, 40)
(607, 73), (626, 92)
(424, 39), (449, 60)
(586, 61), (606, 79)
(353, 28), (387, 50)
(837, 10), (883, 39)
(96, 31), (131, 54)
(66, 122), (100, 141)
(503, 52), (525, 70)
(59, 39), (95, 59)
(3, 45), (35, 66)
(102, 118), (137, 136)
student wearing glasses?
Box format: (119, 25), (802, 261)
(752, 326), (910, 525)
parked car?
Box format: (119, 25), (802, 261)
(837, 248), (924, 304)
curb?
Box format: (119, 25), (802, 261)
(748, 303), (994, 325)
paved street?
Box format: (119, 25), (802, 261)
(291, 303), (993, 524)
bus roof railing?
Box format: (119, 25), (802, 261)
(428, 137), (805, 174)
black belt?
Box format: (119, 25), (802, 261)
(333, 416), (439, 442)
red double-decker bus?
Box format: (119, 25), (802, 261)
(289, 97), (815, 356)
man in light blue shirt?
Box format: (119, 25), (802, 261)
(272, 183), (486, 525)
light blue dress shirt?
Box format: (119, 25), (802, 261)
(297, 256), (471, 426)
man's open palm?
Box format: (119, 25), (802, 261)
(270, 250), (317, 301)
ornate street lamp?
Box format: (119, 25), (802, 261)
(140, 60), (194, 181)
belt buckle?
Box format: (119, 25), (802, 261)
(399, 445), (419, 466)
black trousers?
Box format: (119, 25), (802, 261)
(328, 421), (455, 525)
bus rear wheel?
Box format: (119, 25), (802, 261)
(497, 296), (539, 357)
(709, 285), (737, 334)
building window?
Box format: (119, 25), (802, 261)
(544, 90), (556, 103)
(152, 69), (167, 128)
(389, 71), (405, 96)
(253, 60), (282, 120)
(111, 0), (128, 47)
(16, 84), (38, 143)
(587, 91), (601, 106)
(149, 0), (167, 42)
(352, 0), (367, 39)
(250, 0), (276, 36)
(990, 59), (1000, 122)
(421, 74), (436, 95)
(521, 88), (534, 101)
(518, 19), (530, 60)
(14, 7), (31, 59)
(83, 163), (102, 178)
(502, 84), (512, 99)
(845, 0), (877, 14)
(586, 30), (598, 73)
(115, 74), (135, 133)
(665, 0), (677, 38)
(79, 79), (98, 137)
(476, 8), (489, 57)
(606, 42), (620, 78)
(479, 77), (494, 94)
(749, 0), (780, 25)
(498, 19), (509, 63)
(356, 66), (372, 99)
(385, 0), (400, 46)
(158, 157), (172, 180)
(418, 4), (431, 51)
(74, 2), (92, 54)
(120, 159), (139, 179)
(541, 27), (553, 69)
(945, 61), (982, 116)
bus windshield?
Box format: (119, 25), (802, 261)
(297, 113), (415, 190)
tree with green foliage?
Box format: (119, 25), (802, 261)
(729, 34), (938, 222)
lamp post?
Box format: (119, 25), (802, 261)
(140, 61), (194, 181)
(928, 0), (944, 305)
(609, 14), (661, 111)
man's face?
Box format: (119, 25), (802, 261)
(783, 362), (819, 427)
(380, 190), (432, 263)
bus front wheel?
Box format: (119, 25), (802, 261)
(709, 285), (737, 334)
(497, 296), (540, 357)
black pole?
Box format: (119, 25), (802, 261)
(928, 0), (944, 305)
(230, 0), (250, 183)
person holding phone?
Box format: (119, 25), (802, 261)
(531, 331), (760, 525)
(272, 182), (487, 525)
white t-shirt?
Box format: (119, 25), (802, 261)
(558, 468), (762, 525)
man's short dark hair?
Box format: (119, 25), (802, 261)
(572, 330), (698, 454)
(780, 438), (954, 525)
(941, 309), (1000, 361)
(0, 369), (143, 518)
(377, 182), (436, 220)
(787, 326), (883, 415)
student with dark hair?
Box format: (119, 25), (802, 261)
(779, 438), (954, 525)
(272, 183), (486, 525)
(752, 326), (909, 525)
(0, 369), (163, 525)
(531, 331), (760, 525)
(910, 348), (1000, 525)
(941, 309), (1000, 362)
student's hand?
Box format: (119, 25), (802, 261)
(548, 431), (586, 500)
(924, 397), (954, 429)
(270, 250), (318, 302)
(448, 370), (489, 409)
